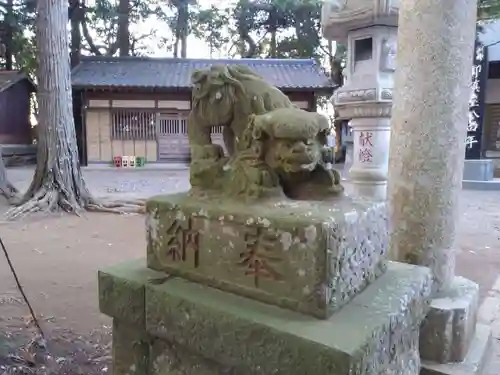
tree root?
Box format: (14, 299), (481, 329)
(86, 198), (146, 215)
(0, 182), (21, 205)
(5, 186), (56, 220)
(0, 153), (20, 204)
(5, 188), (146, 221)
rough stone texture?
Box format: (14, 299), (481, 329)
(421, 323), (492, 375)
(98, 259), (432, 375)
(145, 261), (431, 375)
(146, 192), (388, 319)
(98, 261), (168, 375)
(149, 336), (426, 375)
(386, 0), (492, 372)
(149, 337), (423, 375)
(112, 319), (150, 375)
(387, 0), (478, 292)
(98, 260), (167, 326)
(149, 339), (243, 375)
(478, 275), (500, 375)
(420, 277), (479, 363)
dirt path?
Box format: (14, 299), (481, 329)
(0, 212), (145, 374)
(0, 213), (144, 333)
(0, 168), (498, 374)
(456, 189), (500, 300)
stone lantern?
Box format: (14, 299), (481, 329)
(322, 0), (399, 200)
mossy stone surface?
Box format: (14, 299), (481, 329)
(98, 259), (167, 325)
(112, 319), (150, 375)
(145, 261), (432, 375)
(98, 260), (431, 375)
(150, 339), (242, 375)
(146, 193), (389, 319)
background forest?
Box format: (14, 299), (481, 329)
(1, 0), (499, 88)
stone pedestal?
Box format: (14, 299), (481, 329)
(462, 159), (500, 190)
(420, 278), (479, 363)
(387, 0), (492, 373)
(463, 160), (494, 182)
(98, 190), (435, 375)
(99, 260), (432, 375)
(146, 193), (389, 319)
(417, 277), (493, 375)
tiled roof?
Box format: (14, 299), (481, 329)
(71, 56), (333, 91)
(0, 71), (35, 92)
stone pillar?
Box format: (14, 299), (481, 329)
(388, 0), (492, 374)
(388, 0), (476, 294)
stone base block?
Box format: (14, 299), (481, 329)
(462, 179), (500, 191)
(420, 323), (492, 375)
(462, 159), (494, 181)
(419, 276), (479, 363)
(146, 192), (388, 319)
(112, 319), (149, 375)
(98, 260), (432, 375)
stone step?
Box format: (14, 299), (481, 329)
(421, 323), (492, 375)
(420, 276), (480, 363)
(98, 260), (433, 375)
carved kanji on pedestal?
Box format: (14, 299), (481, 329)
(164, 217), (200, 268)
(238, 226), (283, 288)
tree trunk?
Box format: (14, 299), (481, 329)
(4, 0), (13, 70)
(4, 0), (152, 219)
(179, 3), (189, 58)
(5, 0), (94, 219)
(173, 38), (179, 57)
(270, 29), (277, 57)
(180, 35), (187, 58)
(69, 0), (82, 68)
(173, 16), (180, 58)
(117, 0), (130, 56)
(0, 148), (19, 203)
(328, 40), (345, 161)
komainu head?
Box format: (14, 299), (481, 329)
(228, 108), (343, 200)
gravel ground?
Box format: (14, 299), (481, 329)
(1, 165), (499, 374)
(6, 166), (191, 201)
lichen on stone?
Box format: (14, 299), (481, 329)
(187, 64), (343, 202)
(145, 208), (161, 247)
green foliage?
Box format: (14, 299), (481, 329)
(0, 0), (495, 89)
(190, 0), (346, 96)
(0, 0), (36, 73)
(12, 31), (36, 73)
(478, 0), (500, 20)
(159, 0), (198, 57)
(227, 0), (324, 59)
(191, 5), (231, 57)
(82, 0), (163, 56)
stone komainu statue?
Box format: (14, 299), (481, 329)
(187, 64), (343, 200)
